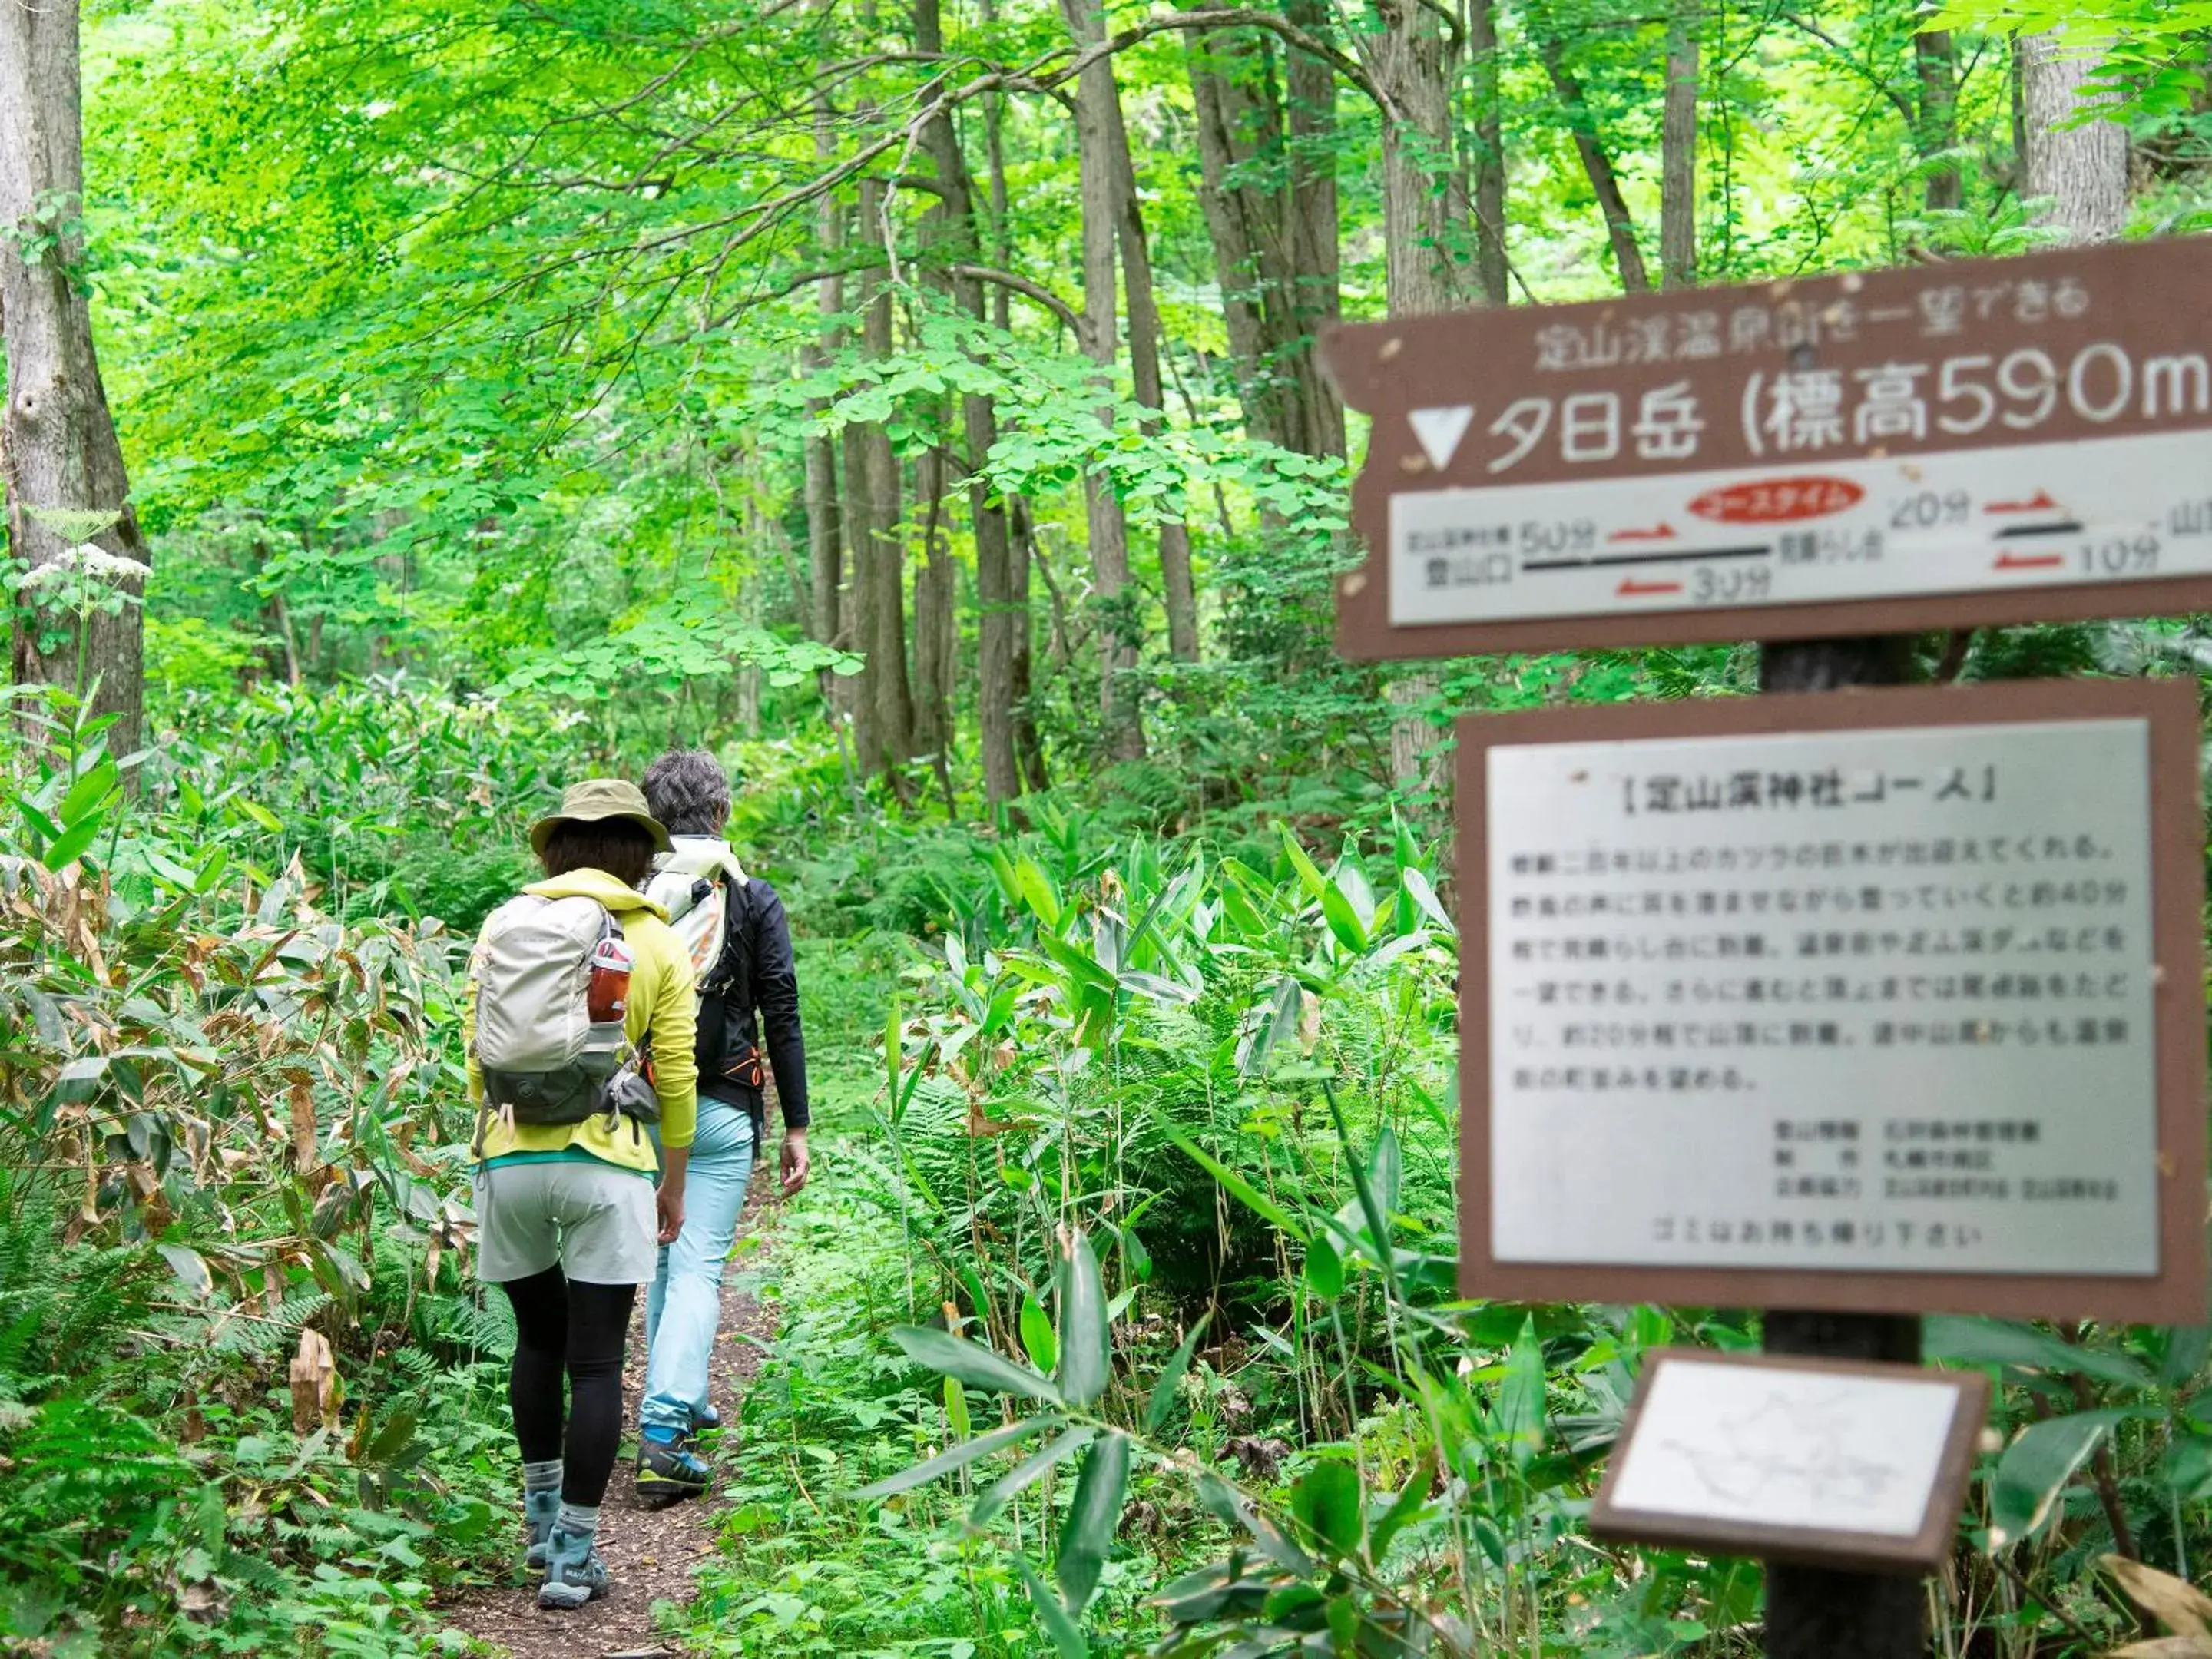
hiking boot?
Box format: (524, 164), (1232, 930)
(690, 1401), (720, 1433)
(535, 1525), (609, 1611)
(523, 1488), (561, 1571)
(635, 1427), (711, 1505)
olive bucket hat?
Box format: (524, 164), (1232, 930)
(528, 778), (672, 859)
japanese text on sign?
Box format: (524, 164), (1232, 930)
(1486, 717), (2160, 1277)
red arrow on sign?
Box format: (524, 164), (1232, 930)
(1992, 551), (2066, 571)
(1617, 578), (1684, 597)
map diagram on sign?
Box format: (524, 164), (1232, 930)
(1607, 1359), (1961, 1538)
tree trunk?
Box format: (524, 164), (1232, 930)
(918, 0), (1024, 800)
(1058, 0), (1144, 761)
(911, 442), (955, 757)
(1915, 29), (1962, 211)
(1370, 0), (1466, 316)
(1009, 498), (1048, 792)
(1538, 29), (1651, 293)
(1467, 0), (1510, 306)
(2021, 31), (2128, 242)
(806, 67), (845, 664)
(1659, 0), (1700, 290)
(1111, 122), (1199, 663)
(1, 0), (146, 754)
(849, 177), (914, 775)
(1187, 32), (1286, 450)
(1283, 0), (1346, 457)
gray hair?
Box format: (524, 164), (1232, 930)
(641, 749), (732, 836)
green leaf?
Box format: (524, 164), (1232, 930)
(157, 1243), (212, 1299)
(1496, 1316), (1546, 1468)
(1021, 1292), (1059, 1376)
(238, 800), (282, 833)
(1304, 1231), (1344, 1300)
(1157, 1120), (1309, 1243)
(1015, 1551), (1089, 1659)
(1320, 880), (1368, 953)
(889, 1325), (1061, 1406)
(1056, 1431), (1130, 1615)
(943, 1375), (971, 1443)
(1401, 867), (1455, 935)
(41, 816), (103, 871)
(1290, 1459), (1363, 1558)
(1367, 1457), (1435, 1562)
(58, 760), (117, 827)
(1013, 856), (1062, 930)
(1926, 1316), (2154, 1390)
(849, 1415), (1058, 1499)
(1278, 825), (1328, 902)
(1989, 1410), (2124, 1550)
(971, 1426), (1094, 1525)
(1057, 1231), (1110, 1408)
(1145, 1313), (1212, 1434)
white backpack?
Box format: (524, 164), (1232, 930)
(471, 894), (651, 1148)
(644, 840), (750, 988)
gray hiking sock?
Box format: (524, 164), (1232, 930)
(522, 1459), (562, 1494)
(555, 1502), (601, 1539)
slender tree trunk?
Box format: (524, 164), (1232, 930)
(1915, 29), (1962, 211)
(1008, 498), (1048, 792)
(918, 0), (1023, 801)
(849, 177), (915, 775)
(912, 442), (955, 757)
(1283, 0), (1346, 456)
(2022, 31), (2127, 242)
(1370, 0), (1466, 315)
(1538, 31), (1651, 293)
(806, 78), (845, 664)
(2, 0), (146, 753)
(1187, 33), (1286, 449)
(1467, 0), (1510, 306)
(1058, 0), (1145, 760)
(1111, 124), (1199, 663)
(1660, 0), (1700, 290)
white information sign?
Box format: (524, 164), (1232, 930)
(1488, 717), (2160, 1276)
(1607, 1358), (1963, 1538)
(1392, 429), (2212, 628)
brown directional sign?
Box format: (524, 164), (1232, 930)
(1456, 676), (2206, 1322)
(1590, 1349), (1991, 1575)
(1321, 238), (2212, 660)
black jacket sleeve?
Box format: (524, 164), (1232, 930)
(747, 879), (810, 1129)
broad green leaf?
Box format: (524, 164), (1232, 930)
(943, 1376), (971, 1442)
(1278, 825), (1327, 902)
(1057, 1231), (1110, 1408)
(1013, 856), (1062, 930)
(971, 1426), (1094, 1525)
(58, 760), (117, 827)
(1401, 867), (1455, 935)
(1367, 1456), (1435, 1562)
(1496, 1316), (1547, 1468)
(849, 1415), (1058, 1499)
(1021, 1291), (1059, 1376)
(1320, 881), (1367, 953)
(1290, 1459), (1363, 1558)
(1988, 1410), (2124, 1550)
(1015, 1550), (1089, 1659)
(1926, 1316), (2154, 1390)
(1145, 1313), (1212, 1433)
(1056, 1431), (1130, 1615)
(889, 1325), (1061, 1406)
(1304, 1231), (1344, 1300)
(157, 1243), (211, 1299)
(41, 816), (103, 871)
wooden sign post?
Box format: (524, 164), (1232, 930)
(1320, 240), (2212, 1657)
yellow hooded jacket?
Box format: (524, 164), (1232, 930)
(464, 869), (699, 1176)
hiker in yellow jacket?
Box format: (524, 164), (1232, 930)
(463, 779), (699, 1611)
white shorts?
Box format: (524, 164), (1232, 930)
(474, 1159), (657, 1286)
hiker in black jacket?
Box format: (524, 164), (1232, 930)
(631, 748), (810, 1502)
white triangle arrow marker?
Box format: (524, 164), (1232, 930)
(1408, 404), (1475, 471)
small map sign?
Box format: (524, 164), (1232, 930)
(1590, 1349), (1991, 1573)
(1321, 239), (2212, 659)
(1456, 678), (2204, 1320)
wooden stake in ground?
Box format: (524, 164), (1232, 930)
(1757, 637), (1922, 1659)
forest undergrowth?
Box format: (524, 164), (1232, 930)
(8, 659), (2212, 1657)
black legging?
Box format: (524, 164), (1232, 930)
(499, 1266), (636, 1507)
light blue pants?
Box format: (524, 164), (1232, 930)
(640, 1094), (757, 1435)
